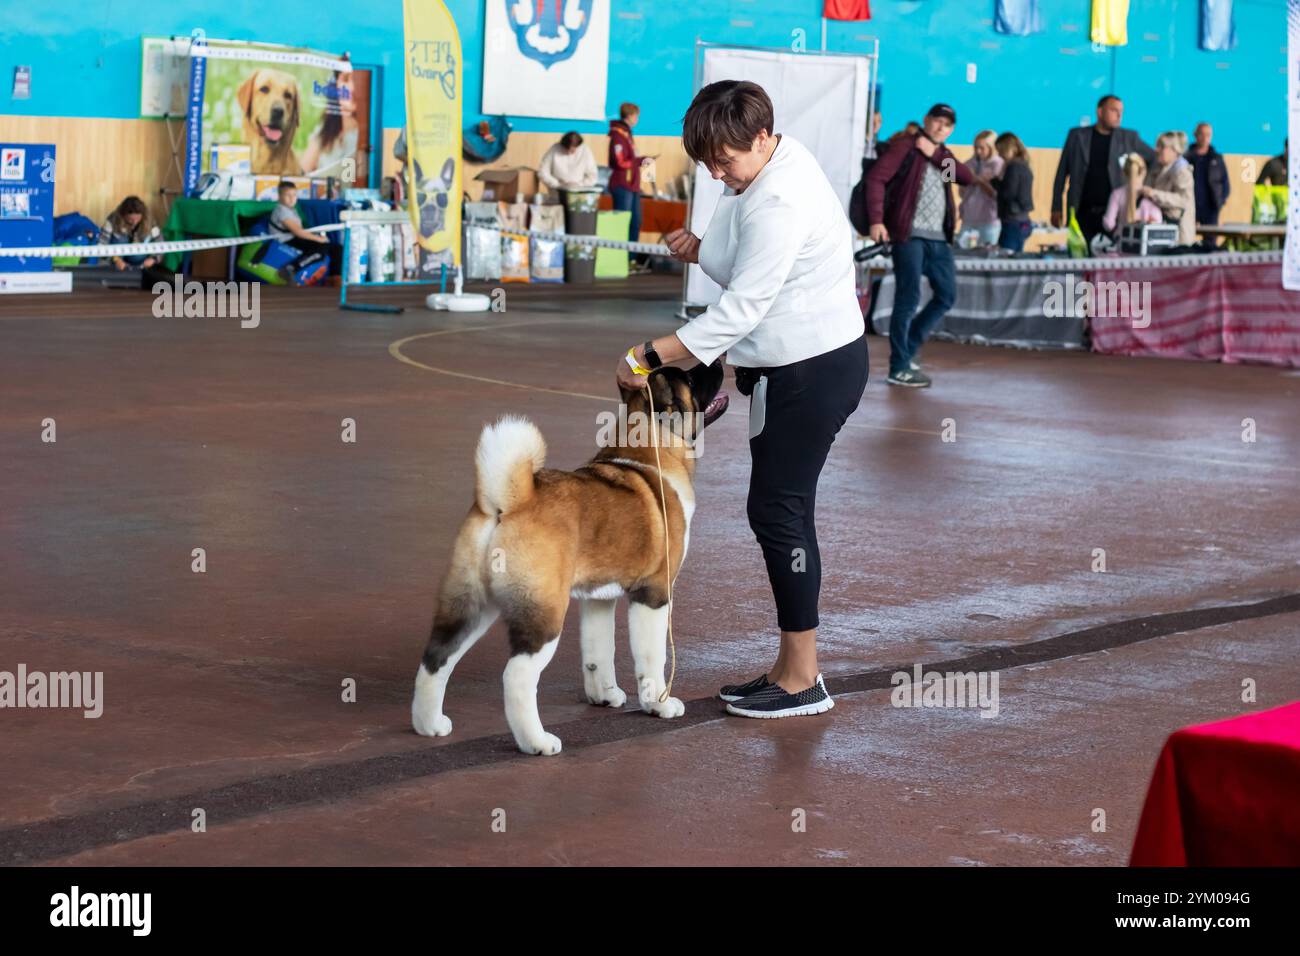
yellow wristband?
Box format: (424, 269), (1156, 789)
(625, 348), (651, 377)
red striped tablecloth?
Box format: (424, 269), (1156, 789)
(1089, 262), (1300, 368)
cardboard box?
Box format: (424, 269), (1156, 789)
(253, 175), (312, 202)
(210, 144), (251, 173)
(476, 167), (537, 203)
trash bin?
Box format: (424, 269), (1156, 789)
(564, 239), (596, 284)
(562, 189), (602, 283)
(562, 188), (601, 236)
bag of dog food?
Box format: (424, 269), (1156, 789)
(398, 223), (418, 280)
(367, 224), (395, 282)
(289, 251), (329, 287)
(464, 201), (502, 280)
(345, 226), (370, 284)
(498, 201), (530, 283)
(529, 204), (565, 283)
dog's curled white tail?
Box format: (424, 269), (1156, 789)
(475, 416), (546, 515)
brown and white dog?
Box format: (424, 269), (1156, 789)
(412, 363), (727, 755)
(237, 68), (303, 175)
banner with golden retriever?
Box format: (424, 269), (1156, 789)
(184, 39), (369, 196)
(403, 0), (463, 265)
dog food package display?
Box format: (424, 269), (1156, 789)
(564, 238), (597, 284)
(497, 201), (530, 283)
(210, 144), (252, 173)
(399, 223), (418, 280)
(529, 203), (565, 283)
(463, 201), (502, 281)
(345, 226), (370, 285)
(252, 175), (311, 202)
(367, 224), (396, 283)
(562, 188), (601, 235)
(466, 225), (503, 280)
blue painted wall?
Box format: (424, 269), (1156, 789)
(0, 1), (1288, 152)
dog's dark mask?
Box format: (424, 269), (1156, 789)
(685, 360), (727, 428)
(620, 360), (728, 433)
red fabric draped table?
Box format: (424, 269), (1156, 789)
(1088, 261), (1300, 368)
(1130, 701), (1300, 866)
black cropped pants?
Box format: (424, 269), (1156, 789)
(743, 334), (869, 633)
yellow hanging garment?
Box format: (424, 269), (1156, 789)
(1091, 0), (1130, 47)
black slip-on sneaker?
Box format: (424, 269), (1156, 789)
(718, 673), (772, 703)
(725, 674), (834, 719)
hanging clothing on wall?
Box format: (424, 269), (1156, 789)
(994, 0), (1043, 37)
(1200, 0), (1236, 52)
(1091, 0), (1130, 47)
(823, 0), (871, 19)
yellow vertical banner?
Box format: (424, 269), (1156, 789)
(1091, 0), (1130, 47)
(403, 0), (463, 265)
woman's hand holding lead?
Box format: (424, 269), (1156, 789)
(616, 344), (649, 390)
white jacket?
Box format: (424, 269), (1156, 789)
(538, 143), (598, 191)
(677, 135), (863, 368)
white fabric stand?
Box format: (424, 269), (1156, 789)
(1284, 0), (1300, 291)
(685, 47), (872, 307)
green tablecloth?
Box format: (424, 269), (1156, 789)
(162, 199), (281, 270)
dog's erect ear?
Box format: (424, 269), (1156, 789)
(237, 72), (257, 119)
(617, 380), (645, 412)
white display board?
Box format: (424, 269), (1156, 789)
(686, 46), (872, 307)
(482, 0), (610, 121)
(140, 36), (193, 118)
(1285, 0), (1300, 291)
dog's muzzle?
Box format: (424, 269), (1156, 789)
(702, 392), (729, 427)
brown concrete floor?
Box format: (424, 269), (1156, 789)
(1, 277), (1298, 866)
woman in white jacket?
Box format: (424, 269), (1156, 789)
(538, 132), (598, 192)
(615, 80), (868, 720)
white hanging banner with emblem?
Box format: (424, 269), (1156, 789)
(482, 0), (610, 121)
(1285, 0), (1300, 290)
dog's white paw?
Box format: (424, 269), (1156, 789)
(586, 685), (627, 708)
(519, 732), (563, 756)
(413, 711), (452, 737)
(642, 696), (685, 719)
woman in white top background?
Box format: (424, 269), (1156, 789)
(615, 80), (868, 720)
(538, 132), (599, 192)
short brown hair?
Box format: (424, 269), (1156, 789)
(619, 102), (639, 120)
(681, 80), (775, 166)
(994, 132), (1029, 163)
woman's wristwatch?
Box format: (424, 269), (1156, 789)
(642, 340), (663, 370)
